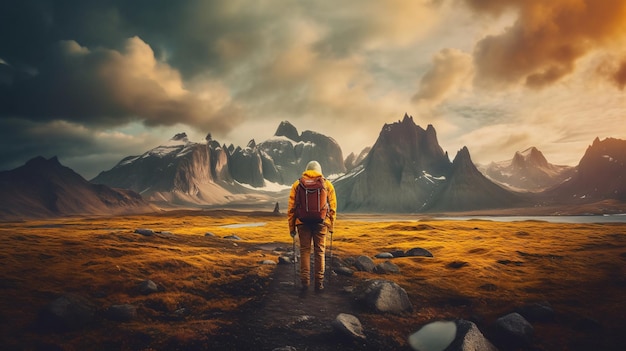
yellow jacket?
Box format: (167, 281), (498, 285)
(288, 169), (337, 233)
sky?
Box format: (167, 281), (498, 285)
(1, 0), (625, 179)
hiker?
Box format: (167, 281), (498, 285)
(288, 160), (337, 292)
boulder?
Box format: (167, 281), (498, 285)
(332, 313), (366, 340)
(354, 255), (376, 272)
(408, 319), (497, 351)
(42, 294), (97, 331)
(492, 312), (534, 348)
(356, 279), (412, 314)
(374, 261), (400, 274)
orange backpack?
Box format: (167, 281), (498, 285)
(295, 176), (329, 223)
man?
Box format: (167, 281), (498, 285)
(288, 160), (337, 292)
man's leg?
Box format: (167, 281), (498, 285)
(312, 224), (327, 290)
(298, 225), (312, 288)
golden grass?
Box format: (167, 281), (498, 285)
(1, 211), (625, 350)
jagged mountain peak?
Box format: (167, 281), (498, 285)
(274, 121), (300, 141)
(513, 147), (549, 168)
(171, 132), (189, 142)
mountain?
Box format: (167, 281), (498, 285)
(543, 137), (626, 203)
(344, 147), (371, 171)
(427, 147), (527, 211)
(0, 156), (151, 219)
(257, 121), (346, 184)
(333, 114), (525, 212)
(479, 147), (574, 192)
(91, 133), (250, 205)
(91, 122), (345, 205)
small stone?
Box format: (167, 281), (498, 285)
(134, 228), (154, 236)
(335, 266), (355, 277)
(224, 235), (242, 240)
(139, 279), (158, 295)
(375, 252), (394, 259)
(406, 248), (433, 257)
(106, 304), (137, 322)
(260, 260), (277, 265)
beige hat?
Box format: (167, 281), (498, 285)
(305, 160), (322, 174)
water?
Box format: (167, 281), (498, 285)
(437, 214), (626, 224)
(407, 321), (457, 351)
(220, 222), (267, 228)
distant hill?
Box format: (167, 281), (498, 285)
(0, 156), (151, 219)
(542, 137), (626, 204)
(479, 147), (574, 192)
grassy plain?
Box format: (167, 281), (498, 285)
(0, 210), (625, 350)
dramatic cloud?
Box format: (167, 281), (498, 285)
(463, 0), (626, 89)
(613, 59), (626, 90)
(412, 48), (473, 106)
(0, 37), (242, 132)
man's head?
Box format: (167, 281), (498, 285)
(305, 160), (322, 174)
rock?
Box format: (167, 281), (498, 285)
(260, 260), (277, 265)
(42, 294), (97, 331)
(479, 283), (498, 291)
(272, 347), (297, 351)
(390, 250), (406, 258)
(332, 313), (366, 340)
(375, 252), (394, 259)
(335, 266), (355, 277)
(139, 279), (158, 295)
(374, 261), (400, 274)
(450, 320), (498, 351)
(106, 304), (137, 322)
(492, 312), (534, 348)
(406, 248), (433, 257)
(224, 235), (242, 240)
(278, 256), (293, 264)
(447, 261), (469, 269)
(516, 301), (555, 322)
(134, 228), (154, 236)
(205, 232), (216, 237)
(356, 279), (412, 314)
(354, 255), (376, 272)
(409, 319), (497, 351)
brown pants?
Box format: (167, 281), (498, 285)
(297, 223), (327, 287)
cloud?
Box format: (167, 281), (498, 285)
(463, 0), (626, 89)
(0, 37), (243, 133)
(412, 48), (473, 106)
(612, 59), (626, 89)
(0, 117), (165, 178)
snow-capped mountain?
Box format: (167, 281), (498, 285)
(479, 147), (574, 192)
(91, 121), (345, 205)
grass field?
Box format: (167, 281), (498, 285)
(1, 210), (625, 350)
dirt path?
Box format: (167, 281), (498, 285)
(207, 246), (408, 351)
